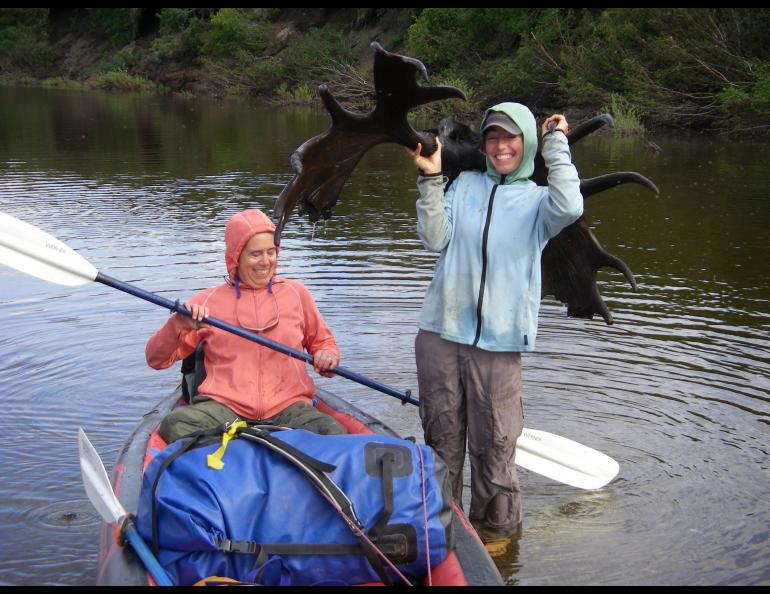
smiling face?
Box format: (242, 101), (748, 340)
(237, 232), (277, 288)
(484, 126), (524, 176)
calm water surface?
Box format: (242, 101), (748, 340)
(0, 87), (768, 585)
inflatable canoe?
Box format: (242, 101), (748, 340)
(96, 387), (504, 586)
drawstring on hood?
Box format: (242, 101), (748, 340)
(224, 209), (278, 298)
(480, 102), (538, 185)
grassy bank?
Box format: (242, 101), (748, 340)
(2, 8), (769, 136)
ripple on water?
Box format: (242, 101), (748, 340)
(18, 498), (101, 532)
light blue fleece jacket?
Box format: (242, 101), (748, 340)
(415, 103), (583, 352)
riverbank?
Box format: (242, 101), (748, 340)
(2, 8), (768, 137)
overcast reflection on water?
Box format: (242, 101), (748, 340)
(0, 86), (768, 585)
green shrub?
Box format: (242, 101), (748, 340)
(87, 8), (137, 47)
(201, 8), (269, 58)
(114, 50), (136, 71)
(0, 7), (47, 29)
(90, 69), (156, 93)
(556, 72), (605, 108)
(749, 61), (770, 109)
(158, 8), (190, 34)
(719, 86), (750, 111)
(718, 62), (770, 130)
(280, 28), (354, 85)
(277, 82), (316, 104)
(406, 8), (531, 75)
(604, 94), (645, 135)
(485, 48), (543, 104)
(182, 17), (205, 55)
(203, 8), (248, 57)
(96, 50), (138, 77)
(151, 34), (185, 61)
(0, 23), (53, 73)
(41, 77), (83, 90)
(244, 57), (283, 93)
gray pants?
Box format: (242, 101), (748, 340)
(415, 330), (523, 531)
(159, 397), (347, 443)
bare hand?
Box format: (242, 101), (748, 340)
(177, 302), (209, 331)
(313, 349), (339, 378)
(542, 114), (569, 137)
(404, 137), (442, 175)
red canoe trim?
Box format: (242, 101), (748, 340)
(316, 400), (376, 435)
(426, 551), (467, 586)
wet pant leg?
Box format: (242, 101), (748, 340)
(463, 345), (524, 531)
(415, 330), (467, 503)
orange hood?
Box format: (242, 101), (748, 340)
(224, 209), (277, 283)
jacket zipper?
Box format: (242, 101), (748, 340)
(473, 175), (504, 346)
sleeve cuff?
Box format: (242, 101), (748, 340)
(542, 129), (567, 139)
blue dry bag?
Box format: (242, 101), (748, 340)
(135, 426), (454, 586)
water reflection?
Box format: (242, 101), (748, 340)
(0, 86), (768, 585)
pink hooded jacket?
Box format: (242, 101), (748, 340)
(145, 209), (339, 420)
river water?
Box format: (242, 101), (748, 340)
(0, 86), (768, 586)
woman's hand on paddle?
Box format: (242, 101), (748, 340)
(313, 349), (339, 378)
(177, 302), (209, 331)
(405, 136), (442, 175)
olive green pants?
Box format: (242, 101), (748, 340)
(159, 396), (347, 443)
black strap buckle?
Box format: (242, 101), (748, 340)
(218, 538), (259, 555)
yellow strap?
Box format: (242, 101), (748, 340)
(206, 421), (247, 470)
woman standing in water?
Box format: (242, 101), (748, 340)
(406, 103), (583, 533)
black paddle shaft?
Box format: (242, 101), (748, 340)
(95, 273), (418, 405)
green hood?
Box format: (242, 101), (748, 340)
(480, 102), (538, 185)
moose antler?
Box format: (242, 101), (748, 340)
(273, 41), (465, 244)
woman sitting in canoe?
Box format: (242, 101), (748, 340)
(145, 208), (346, 442)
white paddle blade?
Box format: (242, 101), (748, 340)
(516, 428), (619, 490)
(0, 212), (97, 286)
(78, 428), (126, 524)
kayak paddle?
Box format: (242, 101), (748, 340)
(78, 428), (173, 586)
(1, 211), (619, 490)
(0, 211), (414, 404)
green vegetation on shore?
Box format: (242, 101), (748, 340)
(2, 8), (769, 136)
